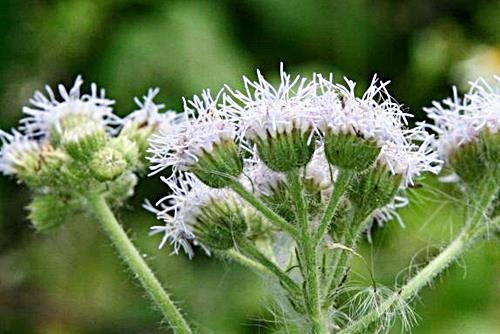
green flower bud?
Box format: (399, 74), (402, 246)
(323, 130), (380, 172)
(447, 130), (500, 184)
(50, 112), (104, 146)
(193, 197), (248, 250)
(28, 193), (82, 232)
(108, 137), (140, 169)
(105, 171), (138, 207)
(62, 123), (107, 162)
(0, 132), (69, 187)
(89, 146), (127, 181)
(120, 88), (175, 166)
(190, 139), (243, 188)
(348, 165), (402, 212)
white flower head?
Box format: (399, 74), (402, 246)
(20, 75), (118, 138)
(146, 173), (240, 258)
(377, 124), (442, 186)
(122, 87), (178, 133)
(424, 76), (500, 158)
(314, 74), (410, 144)
(316, 75), (441, 186)
(148, 89), (237, 175)
(0, 129), (43, 175)
(224, 63), (319, 142)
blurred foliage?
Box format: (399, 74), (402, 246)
(0, 0), (499, 333)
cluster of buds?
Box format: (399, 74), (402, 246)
(0, 77), (172, 231)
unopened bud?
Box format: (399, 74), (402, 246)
(62, 123), (107, 162)
(28, 193), (81, 232)
(89, 147), (127, 181)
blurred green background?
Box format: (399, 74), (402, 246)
(0, 1), (499, 333)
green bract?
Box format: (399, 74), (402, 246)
(254, 128), (316, 172)
(323, 130), (380, 172)
(190, 139), (243, 188)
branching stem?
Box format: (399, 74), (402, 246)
(235, 238), (302, 297)
(229, 181), (299, 239)
(315, 169), (353, 243)
(287, 169), (326, 334)
(337, 184), (498, 334)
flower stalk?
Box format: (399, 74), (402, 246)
(235, 238), (302, 297)
(229, 180), (299, 239)
(338, 184), (499, 334)
(288, 169), (326, 333)
(87, 193), (192, 334)
(315, 169), (353, 243)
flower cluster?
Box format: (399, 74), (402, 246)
(2, 69), (496, 334)
(0, 77), (173, 231)
(146, 65), (441, 257)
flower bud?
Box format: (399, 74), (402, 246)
(189, 138), (243, 188)
(28, 193), (82, 232)
(108, 137), (140, 169)
(447, 130), (499, 184)
(105, 171), (138, 207)
(192, 196), (248, 250)
(120, 89), (176, 167)
(89, 146), (127, 181)
(0, 131), (68, 187)
(348, 166), (402, 212)
(224, 66), (318, 172)
(62, 123), (107, 162)
(51, 111), (104, 145)
(424, 77), (500, 185)
(21, 76), (116, 142)
(148, 90), (243, 188)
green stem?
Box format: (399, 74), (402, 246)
(315, 169), (353, 243)
(338, 185), (499, 334)
(235, 239), (301, 297)
(87, 193), (192, 334)
(229, 181), (299, 239)
(325, 210), (372, 298)
(287, 169), (326, 334)
(338, 227), (476, 334)
(466, 180), (499, 229)
(223, 249), (268, 273)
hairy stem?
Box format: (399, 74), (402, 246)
(87, 193), (192, 334)
(223, 249), (268, 273)
(288, 169), (326, 334)
(338, 227), (475, 334)
(338, 184), (499, 334)
(235, 239), (302, 297)
(229, 181), (299, 239)
(315, 169), (353, 243)
(324, 210), (373, 300)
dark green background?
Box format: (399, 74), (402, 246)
(0, 1), (499, 333)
